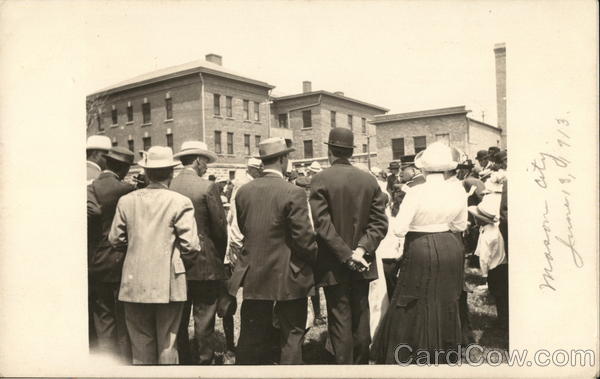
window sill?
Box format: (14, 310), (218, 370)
(164, 119), (174, 123)
(126, 121), (134, 125)
(97, 130), (106, 134)
(301, 127), (313, 131)
(141, 123), (152, 127)
(242, 120), (252, 124)
(225, 117), (234, 120)
(217, 153), (237, 158)
(253, 121), (262, 124)
(110, 124), (119, 128)
(213, 115), (223, 119)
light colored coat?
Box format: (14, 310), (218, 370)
(109, 183), (201, 303)
(87, 161), (102, 184)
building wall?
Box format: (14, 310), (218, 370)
(466, 119), (502, 158)
(375, 114), (469, 168)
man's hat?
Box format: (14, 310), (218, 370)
(86, 135), (111, 151)
(400, 154), (416, 169)
(490, 150), (507, 164)
(324, 127), (355, 149)
(388, 161), (401, 170)
(256, 137), (295, 160)
(295, 176), (311, 188)
(488, 146), (500, 155)
(468, 194), (501, 224)
(371, 167), (382, 176)
(173, 140), (218, 163)
(247, 157), (262, 169)
(104, 146), (135, 165)
(414, 142), (458, 172)
(138, 146), (181, 169)
(475, 150), (488, 161)
(308, 161), (322, 173)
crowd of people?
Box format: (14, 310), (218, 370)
(86, 128), (508, 365)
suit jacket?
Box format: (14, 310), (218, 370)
(109, 183), (201, 303)
(499, 181), (508, 254)
(87, 161), (101, 184)
(170, 168), (228, 281)
(228, 172), (317, 301)
(87, 171), (135, 283)
(310, 158), (388, 286)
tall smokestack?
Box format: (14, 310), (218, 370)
(494, 43), (506, 148)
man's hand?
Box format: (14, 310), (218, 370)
(228, 243), (241, 268)
(346, 247), (370, 272)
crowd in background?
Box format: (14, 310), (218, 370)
(86, 130), (507, 365)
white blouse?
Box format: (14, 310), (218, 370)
(393, 173), (468, 238)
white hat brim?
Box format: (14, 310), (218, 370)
(173, 149), (218, 163)
(138, 160), (181, 169)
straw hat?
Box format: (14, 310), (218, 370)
(308, 161), (322, 173)
(256, 137), (295, 160)
(468, 194), (501, 224)
(173, 140), (218, 163)
(138, 146), (181, 169)
(247, 157), (262, 169)
(86, 135), (111, 151)
(371, 167), (382, 176)
(414, 142), (458, 172)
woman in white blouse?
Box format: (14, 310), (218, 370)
(371, 142), (468, 364)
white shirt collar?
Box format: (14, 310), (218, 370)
(87, 161), (101, 171)
(262, 169), (284, 179)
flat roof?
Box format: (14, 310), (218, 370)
(272, 90), (389, 113)
(88, 58), (275, 98)
(371, 105), (469, 124)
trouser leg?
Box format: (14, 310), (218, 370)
(223, 315), (235, 352)
(176, 296), (193, 364)
(190, 281), (219, 364)
(236, 299), (275, 364)
(88, 279), (98, 351)
(93, 283), (118, 357)
(113, 285), (132, 364)
(155, 302), (185, 364)
(275, 298), (308, 364)
(382, 259), (399, 300)
(324, 283), (353, 364)
(124, 302), (157, 364)
(349, 281), (371, 364)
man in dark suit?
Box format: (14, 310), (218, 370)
(87, 146), (136, 362)
(170, 141), (228, 365)
(386, 161), (400, 216)
(228, 137), (317, 365)
(310, 128), (388, 364)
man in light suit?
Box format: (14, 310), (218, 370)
(310, 128), (388, 364)
(88, 147), (136, 362)
(228, 137), (317, 365)
(109, 146), (200, 364)
(87, 135), (111, 184)
(170, 141), (228, 365)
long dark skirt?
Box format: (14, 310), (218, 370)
(371, 231), (464, 364)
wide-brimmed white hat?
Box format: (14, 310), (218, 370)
(138, 146), (181, 169)
(247, 157), (262, 169)
(86, 135), (111, 151)
(414, 141), (458, 172)
(308, 161), (322, 173)
(468, 193), (501, 224)
(173, 140), (218, 163)
(371, 167), (382, 176)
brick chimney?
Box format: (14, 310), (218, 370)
(205, 53), (222, 66)
(334, 91), (344, 96)
(494, 43), (506, 148)
(302, 81), (312, 93)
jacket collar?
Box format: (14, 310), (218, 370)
(87, 161), (101, 171)
(262, 169), (284, 179)
(147, 182), (169, 190)
(332, 158), (351, 166)
(98, 170), (120, 180)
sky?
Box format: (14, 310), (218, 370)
(73, 1), (524, 126)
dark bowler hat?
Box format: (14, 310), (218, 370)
(475, 150), (488, 161)
(400, 154), (416, 168)
(388, 161), (401, 170)
(488, 146), (500, 155)
(324, 127), (355, 149)
(104, 146), (135, 165)
(256, 137), (295, 160)
(490, 150), (507, 164)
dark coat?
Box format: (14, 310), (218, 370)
(170, 169), (228, 281)
(228, 172), (317, 301)
(87, 171), (135, 283)
(309, 158), (388, 286)
(499, 181), (508, 254)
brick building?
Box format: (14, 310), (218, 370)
(86, 54), (274, 180)
(372, 105), (502, 169)
(269, 81), (388, 169)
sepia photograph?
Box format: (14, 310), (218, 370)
(0, 0), (598, 377)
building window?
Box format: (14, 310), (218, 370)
(244, 134), (251, 155)
(302, 110), (312, 129)
(142, 102), (151, 124)
(127, 104), (133, 122)
(226, 96), (233, 117)
(255, 135), (261, 149)
(227, 132), (234, 154)
(243, 100), (249, 120)
(143, 136), (151, 151)
(166, 133), (173, 148)
(213, 94), (221, 116)
(165, 98), (173, 120)
(254, 102), (260, 121)
(278, 113), (288, 128)
(214, 131), (222, 154)
(330, 110), (336, 128)
(128, 139), (134, 152)
(435, 133), (450, 145)
(348, 114), (353, 131)
(97, 112), (103, 131)
(111, 108), (118, 125)
(391, 138), (404, 160)
(303, 140), (313, 159)
(362, 144), (368, 153)
(361, 118), (367, 134)
(414, 136), (427, 154)
(112, 140), (118, 147)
